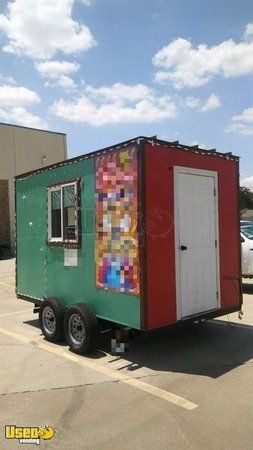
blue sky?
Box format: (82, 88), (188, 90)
(0, 0), (252, 187)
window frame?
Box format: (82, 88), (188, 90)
(47, 179), (81, 247)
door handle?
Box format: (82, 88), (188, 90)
(180, 245), (188, 251)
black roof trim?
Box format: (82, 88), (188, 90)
(150, 137), (239, 160)
(0, 121), (66, 136)
(15, 135), (239, 181)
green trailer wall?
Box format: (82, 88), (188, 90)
(16, 158), (140, 329)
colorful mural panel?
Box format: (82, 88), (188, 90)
(95, 147), (139, 294)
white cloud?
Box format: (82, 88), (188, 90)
(232, 107), (253, 123)
(0, 85), (40, 107)
(57, 75), (77, 90)
(77, 0), (93, 4)
(244, 22), (253, 40)
(153, 23), (253, 89)
(227, 123), (253, 136)
(85, 83), (151, 101)
(0, 0), (96, 60)
(35, 60), (80, 79)
(0, 84), (46, 129)
(0, 73), (16, 85)
(190, 140), (206, 148)
(51, 83), (177, 126)
(182, 94), (220, 112)
(226, 106), (253, 136)
(0, 106), (47, 129)
(184, 96), (201, 108)
(35, 60), (80, 90)
(201, 94), (220, 111)
(240, 176), (253, 190)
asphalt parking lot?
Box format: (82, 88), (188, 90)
(1, 258), (253, 449)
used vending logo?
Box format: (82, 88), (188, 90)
(5, 425), (55, 445)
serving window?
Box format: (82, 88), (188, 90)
(47, 180), (80, 246)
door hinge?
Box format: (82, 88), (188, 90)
(215, 239), (217, 248)
(216, 291), (219, 300)
(214, 187), (216, 196)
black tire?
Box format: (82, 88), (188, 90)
(64, 303), (98, 354)
(39, 297), (65, 342)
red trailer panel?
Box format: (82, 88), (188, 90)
(143, 141), (241, 330)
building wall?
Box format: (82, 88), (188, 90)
(242, 209), (253, 221)
(0, 123), (67, 252)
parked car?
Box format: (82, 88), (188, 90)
(241, 222), (253, 278)
(241, 220), (253, 226)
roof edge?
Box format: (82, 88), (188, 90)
(15, 135), (239, 181)
(0, 121), (66, 136)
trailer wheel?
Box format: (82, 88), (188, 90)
(39, 297), (65, 342)
(64, 303), (98, 354)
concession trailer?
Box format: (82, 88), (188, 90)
(15, 136), (242, 354)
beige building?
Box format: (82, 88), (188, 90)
(242, 209), (253, 221)
(0, 122), (67, 254)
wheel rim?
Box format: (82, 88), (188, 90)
(68, 313), (85, 345)
(42, 306), (56, 335)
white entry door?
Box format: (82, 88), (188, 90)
(175, 168), (220, 319)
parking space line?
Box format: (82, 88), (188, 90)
(0, 327), (30, 343)
(123, 378), (198, 410)
(0, 326), (198, 411)
(0, 309), (32, 318)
